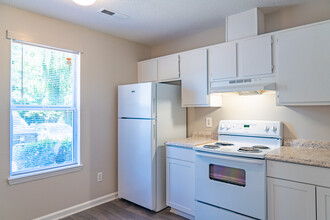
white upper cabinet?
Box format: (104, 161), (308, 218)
(181, 48), (222, 107)
(138, 20), (330, 106)
(209, 42), (237, 80)
(181, 49), (208, 106)
(138, 59), (158, 83)
(226, 8), (265, 41)
(237, 35), (273, 77)
(276, 21), (330, 105)
(157, 54), (180, 82)
(138, 54), (180, 83)
(209, 34), (274, 89)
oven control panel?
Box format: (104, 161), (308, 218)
(218, 120), (283, 138)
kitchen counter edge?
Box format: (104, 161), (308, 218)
(265, 146), (330, 168)
(165, 137), (215, 149)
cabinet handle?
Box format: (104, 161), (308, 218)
(178, 55), (181, 76)
(271, 36), (275, 73)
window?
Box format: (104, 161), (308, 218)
(209, 164), (246, 187)
(10, 40), (80, 179)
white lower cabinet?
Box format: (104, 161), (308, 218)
(166, 145), (195, 218)
(267, 177), (316, 220)
(317, 186), (330, 220)
(267, 160), (330, 220)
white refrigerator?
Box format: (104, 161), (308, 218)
(118, 82), (186, 212)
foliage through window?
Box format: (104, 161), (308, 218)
(10, 40), (80, 176)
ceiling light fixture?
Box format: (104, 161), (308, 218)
(72, 0), (96, 6)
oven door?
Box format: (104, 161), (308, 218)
(195, 151), (266, 220)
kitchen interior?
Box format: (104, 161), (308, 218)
(0, 0), (330, 220)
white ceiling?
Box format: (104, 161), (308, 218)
(0, 0), (311, 46)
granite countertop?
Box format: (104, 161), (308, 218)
(165, 131), (217, 148)
(266, 139), (330, 168)
(166, 137), (215, 148)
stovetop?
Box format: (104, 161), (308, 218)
(194, 120), (283, 159)
(195, 141), (280, 159)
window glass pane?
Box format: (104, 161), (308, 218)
(11, 42), (74, 106)
(10, 41), (78, 177)
(12, 110), (74, 174)
(209, 164), (246, 187)
(11, 43), (23, 103)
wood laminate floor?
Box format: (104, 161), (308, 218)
(60, 199), (187, 220)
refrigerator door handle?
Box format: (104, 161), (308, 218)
(152, 120), (156, 140)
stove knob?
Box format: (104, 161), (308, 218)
(272, 126), (277, 132)
(226, 125), (231, 130)
(264, 126), (269, 131)
(220, 124), (225, 130)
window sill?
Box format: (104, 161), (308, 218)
(8, 164), (83, 185)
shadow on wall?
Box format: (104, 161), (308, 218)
(187, 94), (330, 141)
(282, 122), (296, 140)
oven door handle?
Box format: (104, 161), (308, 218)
(195, 152), (265, 165)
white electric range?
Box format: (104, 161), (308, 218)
(194, 120), (283, 220)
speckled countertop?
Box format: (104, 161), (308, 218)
(167, 135), (330, 168)
(165, 131), (217, 148)
(266, 139), (330, 168)
(166, 137), (215, 148)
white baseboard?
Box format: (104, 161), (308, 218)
(34, 192), (118, 220)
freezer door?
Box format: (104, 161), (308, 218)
(118, 82), (156, 119)
(118, 118), (156, 210)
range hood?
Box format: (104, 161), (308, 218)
(208, 8), (276, 95)
(209, 76), (276, 95)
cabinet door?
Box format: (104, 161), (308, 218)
(276, 21), (330, 105)
(138, 59), (157, 83)
(209, 42), (237, 80)
(166, 158), (195, 215)
(180, 49), (208, 106)
(237, 35), (273, 77)
(317, 186), (330, 220)
(158, 54), (180, 81)
(267, 177), (316, 220)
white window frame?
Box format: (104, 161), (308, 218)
(8, 40), (82, 185)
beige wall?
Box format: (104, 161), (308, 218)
(151, 26), (226, 57)
(0, 4), (150, 220)
(1, 1), (330, 219)
(151, 0), (330, 58)
(151, 1), (330, 141)
(265, 0), (330, 33)
(189, 93), (330, 141)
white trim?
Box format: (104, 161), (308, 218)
(11, 105), (75, 110)
(34, 192), (118, 220)
(7, 31), (82, 54)
(8, 164), (83, 185)
(9, 41), (81, 180)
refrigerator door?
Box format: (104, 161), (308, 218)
(118, 82), (156, 119)
(118, 118), (156, 210)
